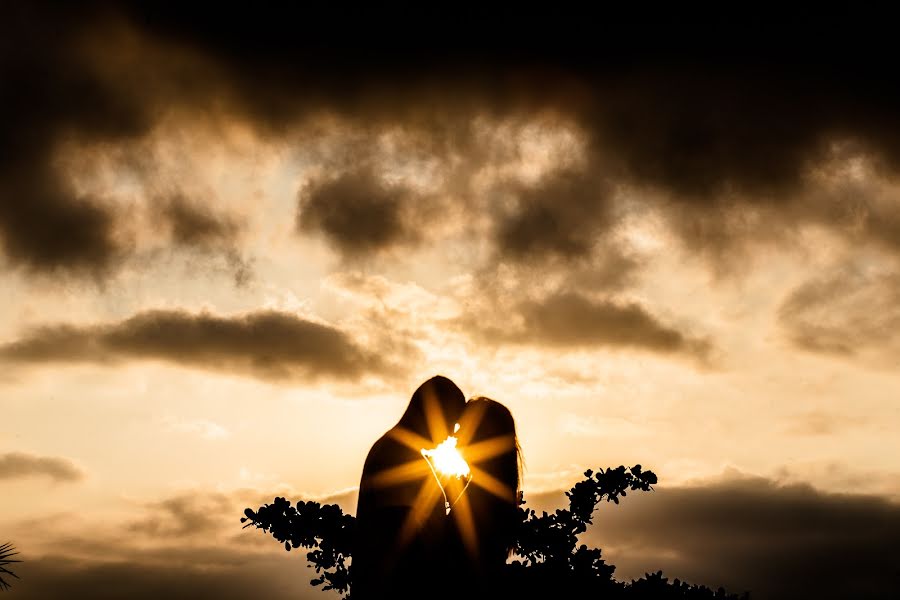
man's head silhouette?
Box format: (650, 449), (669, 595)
(396, 375), (466, 444)
(352, 375), (467, 600)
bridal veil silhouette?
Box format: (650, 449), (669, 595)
(352, 375), (467, 600)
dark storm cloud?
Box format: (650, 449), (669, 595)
(106, 10), (900, 199)
(463, 291), (710, 360)
(495, 170), (614, 260)
(0, 452), (84, 482)
(161, 196), (241, 249)
(0, 2), (242, 277)
(0, 172), (121, 276)
(297, 169), (420, 257)
(529, 473), (900, 600)
(4, 6), (900, 277)
(10, 555), (315, 600)
(0, 309), (395, 381)
(0, 3), (151, 276)
(777, 266), (900, 358)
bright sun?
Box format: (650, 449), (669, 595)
(421, 435), (471, 478)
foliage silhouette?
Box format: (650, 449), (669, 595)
(0, 542), (21, 592)
(242, 499), (355, 595)
(507, 466), (656, 598)
(242, 466), (748, 599)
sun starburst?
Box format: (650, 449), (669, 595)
(421, 435), (471, 478)
(374, 406), (517, 550)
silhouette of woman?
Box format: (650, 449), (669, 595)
(352, 375), (467, 600)
(451, 397), (523, 598)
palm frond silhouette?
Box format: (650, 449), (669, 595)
(0, 542), (22, 592)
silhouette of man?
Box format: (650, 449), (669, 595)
(352, 375), (466, 600)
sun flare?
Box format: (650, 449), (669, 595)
(421, 435), (471, 478)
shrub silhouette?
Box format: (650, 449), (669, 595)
(243, 498), (355, 594)
(242, 466), (748, 599)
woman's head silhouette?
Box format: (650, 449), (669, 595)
(455, 396), (522, 572)
(461, 396), (522, 503)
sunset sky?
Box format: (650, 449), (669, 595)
(2, 6), (899, 599)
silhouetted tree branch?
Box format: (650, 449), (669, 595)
(242, 499), (354, 595)
(241, 466), (748, 599)
(506, 466), (656, 597)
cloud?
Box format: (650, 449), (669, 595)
(160, 195), (241, 249)
(4, 485), (344, 599)
(128, 492), (234, 538)
(493, 170), (614, 260)
(124, 487), (358, 545)
(778, 264), (900, 361)
(297, 168), (421, 257)
(0, 452), (84, 482)
(4, 8), (900, 281)
(0, 4), (250, 279)
(157, 195), (253, 286)
(462, 291), (711, 360)
(0, 162), (121, 277)
(0, 4), (148, 276)
(0, 309), (398, 381)
(104, 14), (900, 204)
(10, 554), (316, 600)
(528, 472), (900, 600)
(495, 173), (612, 259)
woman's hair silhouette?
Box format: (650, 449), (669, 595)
(451, 396), (522, 595)
(352, 375), (467, 600)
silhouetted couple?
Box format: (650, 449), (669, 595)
(353, 376), (522, 600)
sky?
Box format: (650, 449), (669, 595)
(2, 5), (900, 599)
